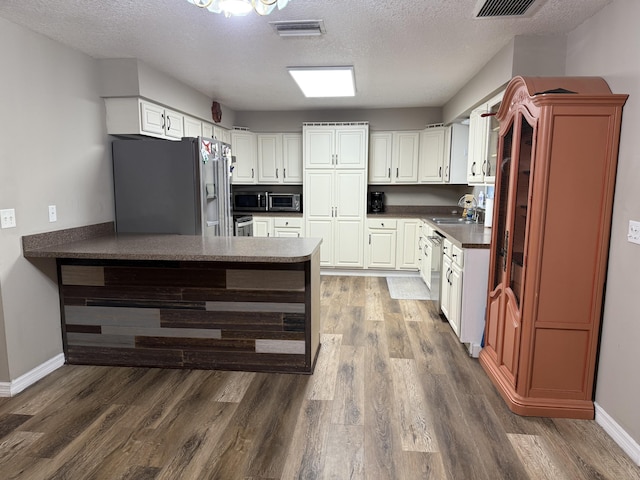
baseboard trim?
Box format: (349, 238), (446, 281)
(595, 402), (640, 466)
(0, 353), (65, 397)
(321, 269), (420, 277)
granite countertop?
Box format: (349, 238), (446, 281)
(22, 223), (321, 263)
(423, 218), (492, 249)
(365, 206), (492, 249)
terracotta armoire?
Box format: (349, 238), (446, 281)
(479, 76), (627, 419)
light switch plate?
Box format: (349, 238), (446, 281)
(1, 208), (17, 228)
(48, 205), (57, 222)
(628, 220), (640, 245)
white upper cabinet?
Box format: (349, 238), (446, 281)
(392, 131), (420, 183)
(184, 115), (202, 138)
(257, 134), (281, 183)
(282, 133), (303, 183)
(257, 133), (303, 184)
(105, 97), (191, 141)
(304, 124), (368, 169)
(140, 101), (184, 140)
(444, 123), (470, 184)
(368, 132), (393, 183)
(231, 129), (257, 184)
(202, 122), (214, 139)
(467, 90), (503, 185)
(368, 131), (419, 184)
(418, 126), (446, 183)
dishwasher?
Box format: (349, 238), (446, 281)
(427, 232), (444, 313)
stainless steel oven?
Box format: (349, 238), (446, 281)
(234, 215), (253, 236)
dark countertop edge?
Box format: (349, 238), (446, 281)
(249, 212), (304, 217)
(22, 222), (115, 253)
(23, 250), (317, 263)
(422, 218), (492, 250)
(23, 230), (322, 264)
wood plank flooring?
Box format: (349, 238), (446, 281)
(1, 275), (639, 479)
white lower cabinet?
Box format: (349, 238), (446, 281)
(367, 219), (397, 269)
(439, 237), (489, 357)
(396, 219), (419, 269)
(253, 217), (273, 237)
(366, 218), (419, 271)
(253, 216), (303, 238)
(274, 217), (304, 237)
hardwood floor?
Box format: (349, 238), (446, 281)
(1, 275), (639, 479)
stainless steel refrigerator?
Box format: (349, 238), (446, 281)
(112, 137), (233, 236)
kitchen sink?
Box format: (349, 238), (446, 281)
(430, 217), (475, 224)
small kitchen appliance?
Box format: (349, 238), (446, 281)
(370, 191), (385, 213)
(233, 191), (269, 212)
(268, 193), (301, 212)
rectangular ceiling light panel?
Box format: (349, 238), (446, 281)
(288, 66), (355, 98)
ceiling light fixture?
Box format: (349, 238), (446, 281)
(288, 67), (356, 98)
(187, 0), (292, 17)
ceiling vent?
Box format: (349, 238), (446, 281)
(270, 20), (326, 37)
(474, 0), (546, 18)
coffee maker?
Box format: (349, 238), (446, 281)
(369, 191), (385, 213)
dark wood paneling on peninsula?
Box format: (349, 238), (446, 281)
(58, 253), (320, 374)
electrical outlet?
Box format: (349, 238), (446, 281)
(0, 208), (17, 229)
(48, 205), (57, 222)
(628, 220), (640, 245)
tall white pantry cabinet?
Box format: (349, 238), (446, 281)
(303, 122), (369, 268)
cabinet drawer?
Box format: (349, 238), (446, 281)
(442, 238), (453, 257)
(273, 217), (303, 228)
(367, 219), (397, 229)
(452, 244), (464, 268)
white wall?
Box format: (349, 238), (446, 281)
(443, 35), (567, 124)
(0, 18), (114, 381)
(234, 107), (442, 132)
(565, 0), (640, 447)
(97, 58), (236, 130)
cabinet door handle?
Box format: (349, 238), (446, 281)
(482, 161), (487, 175)
(161, 113), (165, 130)
(445, 165), (449, 177)
(486, 162), (491, 176)
(276, 168), (279, 179)
(439, 166), (442, 177)
(251, 168), (254, 179)
(297, 232), (300, 237)
(369, 234), (372, 245)
(388, 167), (391, 178)
(471, 162), (476, 175)
(167, 116), (171, 131)
(283, 168), (286, 178)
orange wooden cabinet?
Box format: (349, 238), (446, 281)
(478, 76), (627, 419)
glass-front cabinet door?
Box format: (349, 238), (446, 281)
(485, 110), (535, 387)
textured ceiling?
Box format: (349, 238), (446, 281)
(0, 0), (612, 111)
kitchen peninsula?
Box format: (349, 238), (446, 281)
(22, 224), (322, 374)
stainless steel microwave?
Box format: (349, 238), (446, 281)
(268, 193), (301, 212)
(233, 191), (268, 212)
